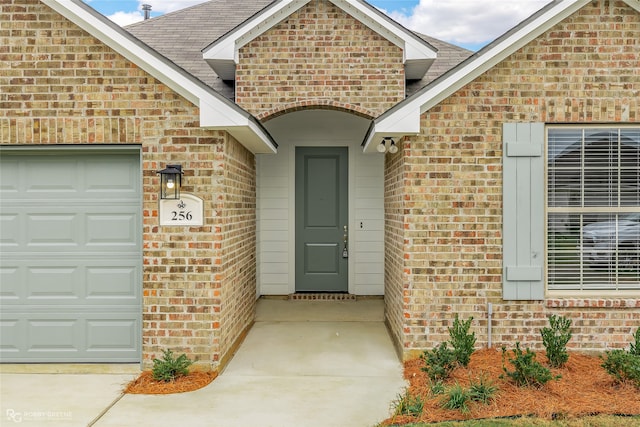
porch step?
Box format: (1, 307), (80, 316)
(289, 293), (357, 301)
(256, 298), (385, 322)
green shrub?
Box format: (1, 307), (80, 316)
(501, 342), (559, 388)
(440, 383), (471, 413)
(468, 374), (498, 405)
(601, 349), (640, 388)
(392, 389), (425, 417)
(630, 328), (640, 357)
(152, 349), (193, 382)
(448, 314), (476, 368)
(420, 342), (457, 382)
(541, 314), (572, 368)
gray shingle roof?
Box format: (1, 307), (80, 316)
(125, 0), (471, 100)
(409, 34), (473, 94)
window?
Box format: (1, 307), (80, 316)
(547, 127), (640, 291)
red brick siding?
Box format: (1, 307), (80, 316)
(236, 0), (405, 119)
(383, 139), (408, 352)
(218, 137), (257, 358)
(388, 0), (640, 358)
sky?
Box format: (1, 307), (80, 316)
(84, 0), (552, 51)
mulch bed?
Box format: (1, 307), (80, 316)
(382, 348), (640, 425)
(124, 371), (217, 394)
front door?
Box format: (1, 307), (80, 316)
(295, 147), (348, 292)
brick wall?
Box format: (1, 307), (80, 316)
(1, 0), (257, 370)
(236, 0), (405, 120)
(383, 145), (406, 353)
(387, 0), (640, 359)
(218, 136), (257, 361)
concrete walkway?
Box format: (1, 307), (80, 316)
(1, 298), (406, 427)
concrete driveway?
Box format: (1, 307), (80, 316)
(1, 298), (406, 427)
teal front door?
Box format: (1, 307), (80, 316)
(295, 147), (349, 292)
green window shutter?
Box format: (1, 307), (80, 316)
(502, 123), (545, 300)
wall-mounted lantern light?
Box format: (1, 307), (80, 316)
(157, 164), (183, 200)
(377, 137), (398, 154)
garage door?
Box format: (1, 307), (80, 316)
(0, 148), (142, 363)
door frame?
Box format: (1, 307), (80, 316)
(289, 143), (356, 294)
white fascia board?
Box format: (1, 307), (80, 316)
(372, 0), (590, 139)
(416, 0), (590, 115)
(199, 100), (277, 154)
(45, 0), (202, 105)
(363, 0), (601, 153)
(202, 0), (437, 65)
(362, 103), (421, 153)
(45, 0), (276, 154)
(203, 0), (309, 62)
(226, 126), (279, 154)
(624, 0), (640, 11)
(336, 0), (436, 62)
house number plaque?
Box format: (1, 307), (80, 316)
(159, 194), (204, 226)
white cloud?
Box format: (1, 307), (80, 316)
(104, 0), (551, 48)
(385, 0), (552, 45)
(108, 10), (144, 26)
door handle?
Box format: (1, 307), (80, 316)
(342, 225), (348, 258)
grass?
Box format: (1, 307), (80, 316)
(384, 414), (640, 427)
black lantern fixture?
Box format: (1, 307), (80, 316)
(157, 164), (183, 200)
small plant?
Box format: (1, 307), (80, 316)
(440, 383), (471, 413)
(438, 377), (497, 414)
(448, 314), (476, 367)
(541, 314), (572, 368)
(468, 374), (498, 405)
(601, 349), (640, 388)
(630, 327), (640, 357)
(152, 349), (193, 382)
(501, 342), (559, 388)
(420, 342), (457, 382)
(392, 389), (424, 417)
(429, 380), (446, 396)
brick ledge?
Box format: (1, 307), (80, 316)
(546, 298), (640, 308)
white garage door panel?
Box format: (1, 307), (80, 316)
(0, 149), (142, 363)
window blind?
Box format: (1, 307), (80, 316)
(547, 127), (640, 291)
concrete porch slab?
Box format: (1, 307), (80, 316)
(0, 299), (406, 427)
(96, 298), (406, 427)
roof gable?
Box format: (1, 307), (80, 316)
(363, 0), (640, 152)
(202, 0), (438, 80)
(44, 0), (276, 154)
